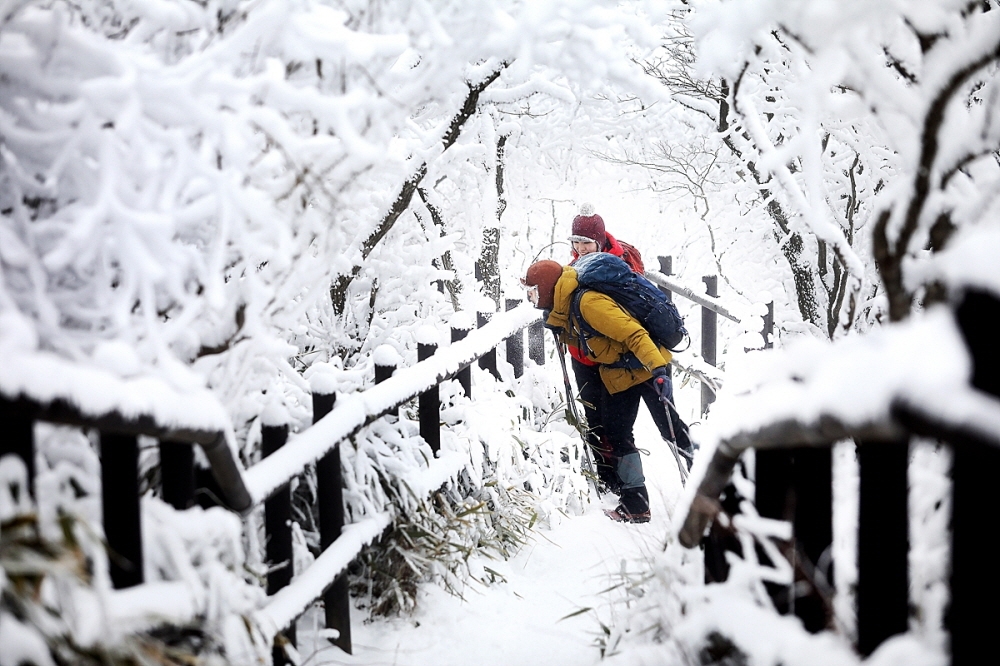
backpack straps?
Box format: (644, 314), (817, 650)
(569, 288), (597, 358)
(569, 288), (655, 370)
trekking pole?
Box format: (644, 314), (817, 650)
(651, 385), (690, 484)
(552, 332), (602, 497)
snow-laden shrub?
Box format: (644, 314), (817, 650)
(1, 425), (269, 666)
(289, 355), (592, 619)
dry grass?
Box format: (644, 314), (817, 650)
(350, 475), (540, 618)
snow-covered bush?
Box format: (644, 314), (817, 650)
(1, 424), (269, 666)
(296, 356), (592, 618)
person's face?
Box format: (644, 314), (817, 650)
(526, 284), (540, 307)
(572, 239), (599, 256)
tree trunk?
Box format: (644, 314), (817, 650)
(330, 65), (508, 315)
(477, 134), (507, 311)
(718, 86), (821, 329)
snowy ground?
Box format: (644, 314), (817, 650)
(295, 407), (696, 666)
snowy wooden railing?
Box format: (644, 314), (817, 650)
(1, 260), (771, 663)
(0, 357), (251, 591)
(646, 255), (775, 415)
(248, 303), (543, 660)
(0, 302), (545, 664)
(676, 288), (1000, 664)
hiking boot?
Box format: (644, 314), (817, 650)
(604, 504), (651, 524)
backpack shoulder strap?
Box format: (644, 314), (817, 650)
(569, 288), (601, 356)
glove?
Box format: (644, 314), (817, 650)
(651, 366), (670, 403)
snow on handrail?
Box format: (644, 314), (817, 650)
(244, 303), (542, 504)
(0, 350), (231, 437)
(254, 511), (393, 634)
(675, 307), (997, 549)
(253, 449), (471, 632)
(644, 270), (742, 323)
(0, 356), (254, 513)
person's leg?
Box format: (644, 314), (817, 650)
(572, 359), (616, 488)
(602, 384), (649, 517)
(640, 377), (694, 467)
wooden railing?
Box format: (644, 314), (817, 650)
(645, 255), (774, 417)
(677, 288), (1000, 664)
(0, 303), (546, 664)
(0, 256), (781, 665)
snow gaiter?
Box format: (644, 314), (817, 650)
(617, 452), (648, 513)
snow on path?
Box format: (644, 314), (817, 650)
(297, 408), (694, 666)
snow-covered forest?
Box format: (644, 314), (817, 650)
(2, 0), (1000, 664)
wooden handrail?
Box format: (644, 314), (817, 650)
(0, 393), (253, 514)
(644, 270), (742, 323)
(1, 302), (545, 662)
(244, 304), (541, 503)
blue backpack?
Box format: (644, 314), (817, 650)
(570, 252), (688, 365)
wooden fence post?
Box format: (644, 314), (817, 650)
(657, 256), (673, 301)
(950, 441), (998, 666)
(505, 299), (525, 379)
(312, 390), (351, 654)
(418, 335), (441, 454)
(527, 320), (544, 366)
(762, 300), (774, 349)
(451, 314), (474, 398)
(374, 346), (400, 416)
(856, 439), (909, 655)
(477, 311), (500, 380)
(754, 447), (834, 631)
(701, 275), (718, 417)
(263, 420), (293, 666)
(101, 431), (143, 589)
(950, 289), (1000, 665)
(159, 441), (195, 510)
(0, 395), (35, 499)
(656, 257), (674, 382)
(791, 447), (833, 633)
(755, 448), (794, 612)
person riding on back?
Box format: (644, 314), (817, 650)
(568, 203), (644, 273)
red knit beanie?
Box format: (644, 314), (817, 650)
(523, 260), (563, 310)
(570, 203), (607, 248)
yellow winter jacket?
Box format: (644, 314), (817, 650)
(545, 266), (672, 394)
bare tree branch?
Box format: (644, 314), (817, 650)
(330, 64), (510, 314)
(875, 36), (1000, 321)
(416, 187), (462, 311)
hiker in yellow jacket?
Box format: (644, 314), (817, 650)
(523, 259), (674, 523)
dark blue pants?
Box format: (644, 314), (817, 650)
(603, 373), (695, 513)
(601, 381), (650, 513)
(574, 360), (693, 460)
(571, 359), (615, 485)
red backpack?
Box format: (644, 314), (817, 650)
(619, 240), (645, 274)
